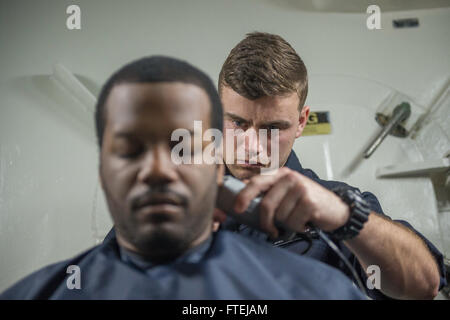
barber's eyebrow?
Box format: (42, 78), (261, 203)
(260, 120), (291, 128)
(225, 112), (291, 128)
(225, 112), (250, 123)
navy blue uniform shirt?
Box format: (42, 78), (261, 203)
(0, 230), (365, 299)
(223, 151), (446, 300)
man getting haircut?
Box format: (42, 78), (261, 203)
(1, 56), (365, 300)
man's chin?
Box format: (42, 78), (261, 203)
(228, 164), (262, 180)
(126, 223), (188, 260)
(136, 222), (182, 241)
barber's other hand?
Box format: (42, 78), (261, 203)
(212, 208), (226, 232)
(234, 167), (350, 238)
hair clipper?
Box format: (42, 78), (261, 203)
(216, 175), (296, 240)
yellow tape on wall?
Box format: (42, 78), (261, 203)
(303, 111), (331, 136)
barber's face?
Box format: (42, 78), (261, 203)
(220, 86), (309, 180)
(100, 82), (218, 261)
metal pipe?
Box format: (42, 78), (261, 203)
(364, 102), (411, 158)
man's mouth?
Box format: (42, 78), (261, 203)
(236, 160), (267, 168)
(132, 193), (185, 222)
(239, 163), (263, 168)
(136, 204), (182, 223)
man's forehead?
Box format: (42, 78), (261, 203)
(107, 82), (210, 112)
(105, 82), (211, 130)
(223, 103), (297, 126)
(221, 87), (299, 119)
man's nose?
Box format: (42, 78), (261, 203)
(138, 144), (178, 185)
(244, 128), (264, 157)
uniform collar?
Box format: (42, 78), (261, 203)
(284, 150), (304, 172)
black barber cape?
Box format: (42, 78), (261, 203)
(100, 151), (447, 299)
(0, 230), (366, 300)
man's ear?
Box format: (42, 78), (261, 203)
(295, 105), (310, 138)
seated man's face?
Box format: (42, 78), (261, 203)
(99, 82), (218, 261)
(220, 86), (308, 180)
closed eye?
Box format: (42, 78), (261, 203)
(117, 146), (143, 159)
(113, 137), (143, 159)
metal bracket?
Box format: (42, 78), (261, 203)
(376, 157), (450, 178)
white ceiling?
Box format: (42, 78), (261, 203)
(265, 0), (450, 13)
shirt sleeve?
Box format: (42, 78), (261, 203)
(345, 190), (447, 298)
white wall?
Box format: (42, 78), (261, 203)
(0, 0), (449, 292)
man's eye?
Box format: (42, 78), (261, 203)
(233, 120), (243, 127)
(118, 150), (141, 159)
(116, 144), (142, 159)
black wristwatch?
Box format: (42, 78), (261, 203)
(328, 186), (371, 241)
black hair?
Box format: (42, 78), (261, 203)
(95, 56), (223, 148)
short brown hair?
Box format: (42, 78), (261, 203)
(218, 32), (308, 109)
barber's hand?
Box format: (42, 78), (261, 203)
(212, 208), (226, 232)
(234, 167), (350, 238)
